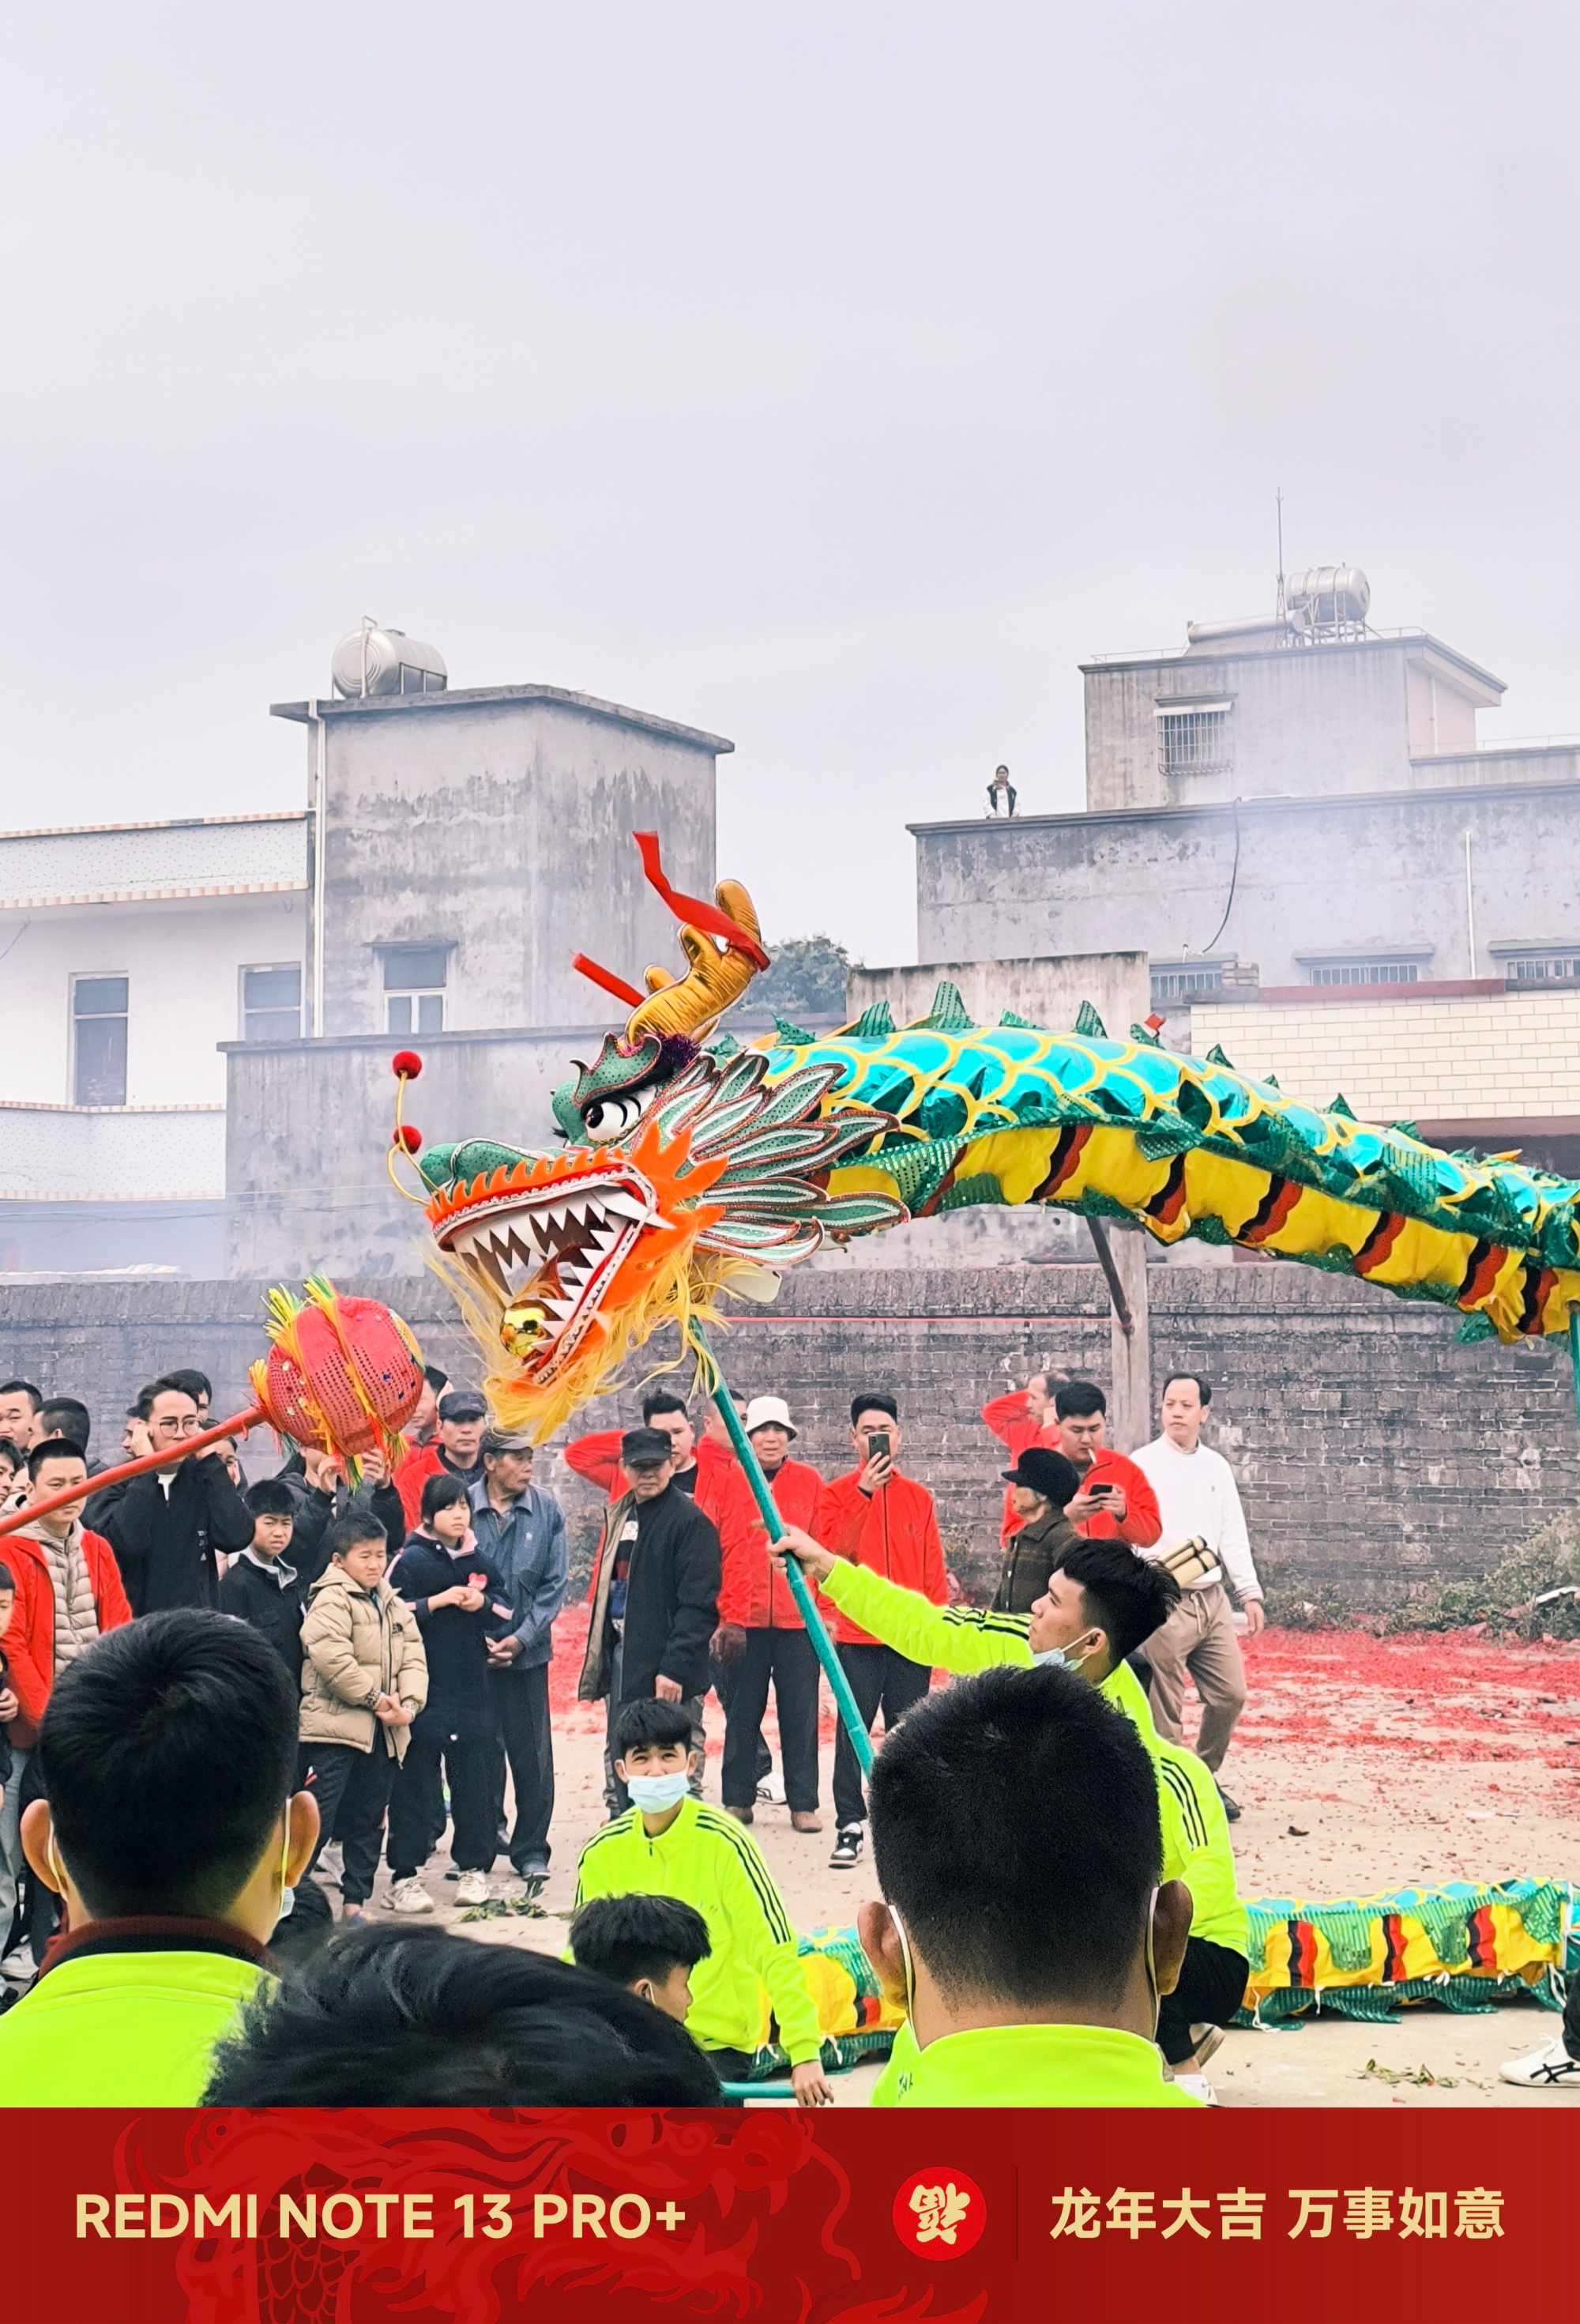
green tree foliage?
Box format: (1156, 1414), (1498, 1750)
(754, 933), (851, 1017)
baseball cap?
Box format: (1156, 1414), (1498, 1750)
(743, 1396), (796, 1439)
(438, 1388), (489, 1423)
(621, 1427), (673, 1469)
(1001, 1447), (1082, 1506)
(481, 1426), (534, 1459)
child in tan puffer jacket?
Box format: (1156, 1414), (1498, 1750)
(299, 1511), (427, 1919)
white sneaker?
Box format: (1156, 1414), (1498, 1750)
(756, 1772), (787, 1805)
(317, 1842), (345, 1888)
(1172, 2072), (1219, 2105)
(1, 1944), (35, 1982)
(1499, 2037), (1580, 2090)
(455, 1870), (491, 1907)
(382, 1877), (435, 1915)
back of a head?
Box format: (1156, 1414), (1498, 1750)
(40, 1610), (299, 1919)
(570, 1894), (711, 1986)
(1053, 1380), (1106, 1422)
(40, 1396), (90, 1449)
(1060, 1538), (1179, 1663)
(204, 1927), (724, 2105)
(869, 1663), (1161, 2013)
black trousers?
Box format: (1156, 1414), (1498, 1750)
(303, 1742), (396, 1905)
(1565, 1964), (1580, 2061)
(713, 1653), (772, 1784)
(1156, 1935), (1250, 2066)
(487, 1663), (555, 1873)
(721, 1628), (821, 1812)
(388, 1705), (497, 1878)
(831, 1643), (931, 1830)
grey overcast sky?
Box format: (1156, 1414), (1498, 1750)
(2, 2), (1577, 965)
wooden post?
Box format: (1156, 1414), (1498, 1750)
(1090, 1218), (1153, 1453)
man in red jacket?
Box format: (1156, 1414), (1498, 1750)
(981, 1377), (1161, 1552)
(2, 1437), (133, 1977)
(818, 1392), (948, 1871)
(712, 1398), (826, 1834)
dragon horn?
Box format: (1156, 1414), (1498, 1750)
(625, 876), (766, 1045)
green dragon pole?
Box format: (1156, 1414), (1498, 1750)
(696, 1327), (875, 1776)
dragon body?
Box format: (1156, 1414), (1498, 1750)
(407, 844), (1580, 1438)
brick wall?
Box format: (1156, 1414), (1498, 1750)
(1196, 989), (1580, 1121)
(2, 1264), (1574, 1610)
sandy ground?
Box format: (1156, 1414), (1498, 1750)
(333, 1610), (1580, 2108)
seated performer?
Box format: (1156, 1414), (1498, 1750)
(860, 1661), (1198, 2106)
(572, 1697), (833, 2105)
(775, 1527), (1247, 2096)
(569, 1892), (712, 2024)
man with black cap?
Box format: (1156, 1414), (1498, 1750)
(577, 1429), (720, 1817)
(992, 1447), (1082, 1614)
(395, 1388), (489, 1531)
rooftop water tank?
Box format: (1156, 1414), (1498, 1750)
(1285, 566), (1370, 635)
(331, 623), (448, 699)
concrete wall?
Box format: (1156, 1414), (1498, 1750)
(912, 779), (1580, 988)
(9, 1261), (1576, 1609)
(845, 951), (1150, 1038)
(276, 686), (728, 1037)
(223, 1021), (624, 1279)
(1081, 634), (1496, 812)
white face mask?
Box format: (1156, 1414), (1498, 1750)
(1031, 1629), (1101, 1672)
(627, 1772), (690, 1812)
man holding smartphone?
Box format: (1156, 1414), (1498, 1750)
(982, 1377), (1161, 1550)
(815, 1394), (949, 1871)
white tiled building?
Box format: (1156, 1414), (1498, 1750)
(0, 814), (307, 1271)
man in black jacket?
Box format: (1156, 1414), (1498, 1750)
(577, 1429), (720, 1817)
(272, 1444), (407, 1584)
(102, 1377), (254, 1615)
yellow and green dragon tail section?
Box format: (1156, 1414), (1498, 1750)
(750, 985), (1580, 1344)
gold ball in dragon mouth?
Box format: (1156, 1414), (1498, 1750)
(502, 1301), (552, 1359)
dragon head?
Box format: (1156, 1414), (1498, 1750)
(412, 853), (904, 1437)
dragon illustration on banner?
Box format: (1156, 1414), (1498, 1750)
(399, 834), (1580, 1439)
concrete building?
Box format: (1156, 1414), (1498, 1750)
(912, 570), (1580, 1026)
(227, 658), (732, 1277)
(0, 813), (307, 1273)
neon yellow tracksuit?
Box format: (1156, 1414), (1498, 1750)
(574, 1795), (823, 2066)
(818, 1557), (1247, 1955)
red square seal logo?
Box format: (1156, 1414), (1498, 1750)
(892, 2168), (988, 2260)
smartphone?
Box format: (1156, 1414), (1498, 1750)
(1086, 1482), (1115, 1500)
(867, 1429), (891, 1462)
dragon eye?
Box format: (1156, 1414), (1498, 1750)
(583, 1093), (649, 1139)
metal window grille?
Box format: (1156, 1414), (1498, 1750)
(1310, 962), (1419, 986)
(1158, 706), (1232, 778)
(1507, 954), (1580, 982)
(72, 974), (128, 1106)
(241, 963), (303, 1041)
(1150, 965), (1223, 1003)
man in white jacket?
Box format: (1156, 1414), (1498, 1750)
(1131, 1375), (1263, 1817)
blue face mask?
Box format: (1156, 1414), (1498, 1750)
(627, 1772), (690, 1812)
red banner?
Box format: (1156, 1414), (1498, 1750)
(1, 2105), (1571, 2318)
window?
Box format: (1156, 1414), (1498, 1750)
(1157, 699), (1233, 779)
(1310, 961), (1419, 987)
(1150, 963), (1223, 1004)
(240, 963), (303, 1041)
(72, 975), (128, 1106)
(381, 944), (450, 1036)
(1503, 952), (1580, 982)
